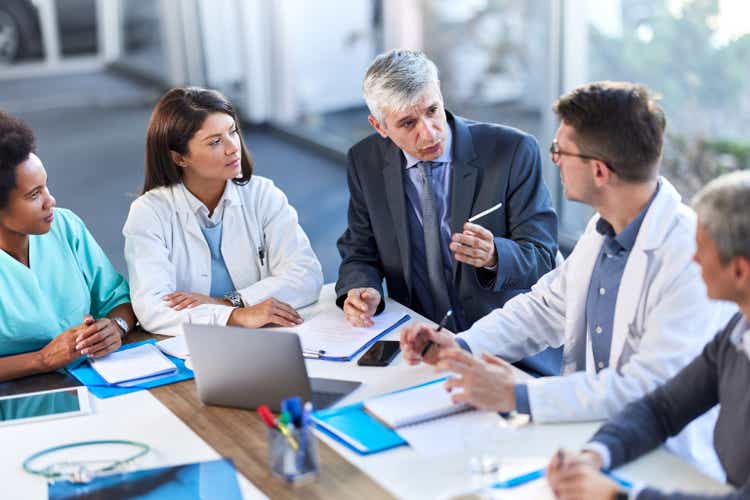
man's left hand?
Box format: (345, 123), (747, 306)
(546, 457), (620, 500)
(437, 349), (516, 412)
(450, 222), (497, 268)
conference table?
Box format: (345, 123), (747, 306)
(1, 284), (733, 499)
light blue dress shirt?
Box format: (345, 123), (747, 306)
(402, 125), (454, 269)
(0, 208), (130, 357)
(200, 222), (236, 299)
(183, 184), (236, 299)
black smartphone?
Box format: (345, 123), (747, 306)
(357, 340), (401, 366)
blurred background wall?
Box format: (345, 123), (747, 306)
(1, 0), (748, 280)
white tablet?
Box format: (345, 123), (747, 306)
(0, 386), (91, 427)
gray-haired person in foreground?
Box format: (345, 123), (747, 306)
(335, 49), (558, 372)
(546, 170), (750, 500)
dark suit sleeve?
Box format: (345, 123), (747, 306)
(635, 483), (749, 500)
(335, 149), (386, 313)
(589, 327), (724, 469)
(482, 134), (558, 292)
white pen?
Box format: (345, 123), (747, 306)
(302, 349), (326, 359)
(467, 201), (503, 223)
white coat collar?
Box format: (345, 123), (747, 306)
(173, 180), (243, 214)
(584, 176), (682, 252)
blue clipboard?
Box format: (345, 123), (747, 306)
(67, 339), (194, 399)
(316, 313), (411, 362)
(311, 377), (449, 454)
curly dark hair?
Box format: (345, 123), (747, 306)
(0, 111), (36, 209)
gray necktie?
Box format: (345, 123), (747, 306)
(417, 161), (452, 318)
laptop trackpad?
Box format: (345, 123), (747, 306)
(309, 378), (361, 409)
(310, 377), (361, 394)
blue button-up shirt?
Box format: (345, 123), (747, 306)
(511, 183), (660, 416)
(585, 184), (659, 374)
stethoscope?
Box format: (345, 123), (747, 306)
(23, 439), (150, 484)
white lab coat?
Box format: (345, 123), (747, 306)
(458, 177), (735, 479)
(123, 176), (323, 336)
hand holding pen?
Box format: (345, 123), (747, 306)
(450, 202), (503, 269)
(399, 309), (457, 366)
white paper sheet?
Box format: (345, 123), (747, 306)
(282, 309), (407, 359)
(157, 336), (190, 359)
(364, 378), (466, 428)
(90, 344), (177, 385)
(397, 410), (507, 457)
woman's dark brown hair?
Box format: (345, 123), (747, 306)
(143, 87), (253, 193)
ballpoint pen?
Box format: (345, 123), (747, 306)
(468, 201), (503, 223)
(302, 349), (326, 359)
(420, 309), (453, 357)
(258, 405), (299, 452)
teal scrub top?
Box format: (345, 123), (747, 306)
(0, 208), (130, 357)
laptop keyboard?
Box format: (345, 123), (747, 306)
(311, 391), (342, 410)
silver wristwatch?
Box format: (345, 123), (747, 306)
(224, 291), (244, 308)
(111, 317), (129, 338)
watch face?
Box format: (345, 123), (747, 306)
(225, 292), (242, 307)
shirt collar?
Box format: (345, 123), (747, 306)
(403, 124), (453, 169)
(730, 314), (750, 350)
(596, 180), (661, 251)
(182, 180), (237, 216)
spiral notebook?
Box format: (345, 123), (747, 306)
(312, 377), (473, 455)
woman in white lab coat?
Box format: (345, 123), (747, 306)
(123, 87), (323, 336)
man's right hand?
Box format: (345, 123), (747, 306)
(38, 317), (95, 371)
(400, 322), (458, 365)
(228, 297), (303, 328)
(343, 287), (381, 327)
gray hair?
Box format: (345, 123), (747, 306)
(363, 49), (439, 125)
(692, 170), (750, 262)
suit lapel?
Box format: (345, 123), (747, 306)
(382, 143), (413, 292)
(448, 113), (479, 279)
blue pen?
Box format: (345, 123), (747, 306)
(490, 467), (632, 490)
(286, 396), (303, 428)
(490, 468), (544, 489)
(302, 401), (313, 427)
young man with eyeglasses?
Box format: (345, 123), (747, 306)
(400, 81), (735, 478)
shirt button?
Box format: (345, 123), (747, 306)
(597, 361), (604, 369)
(599, 287), (606, 295)
(595, 326), (603, 334)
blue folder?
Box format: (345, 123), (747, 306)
(48, 458), (242, 500)
(316, 313), (411, 361)
(67, 339), (194, 399)
(311, 377), (448, 455)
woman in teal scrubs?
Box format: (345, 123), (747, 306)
(0, 111), (136, 381)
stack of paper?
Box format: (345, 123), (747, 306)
(90, 343), (178, 387)
(281, 309), (409, 360)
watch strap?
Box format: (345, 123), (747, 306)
(111, 317), (129, 338)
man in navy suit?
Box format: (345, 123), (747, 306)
(336, 50), (558, 360)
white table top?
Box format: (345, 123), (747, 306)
(2, 284), (733, 499)
(1, 390), (266, 500)
(302, 284), (733, 499)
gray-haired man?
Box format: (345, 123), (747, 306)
(335, 49), (558, 363)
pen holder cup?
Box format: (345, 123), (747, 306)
(268, 425), (319, 483)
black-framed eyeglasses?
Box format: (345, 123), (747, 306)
(549, 140), (600, 164)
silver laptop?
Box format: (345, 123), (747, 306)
(183, 324), (361, 411)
